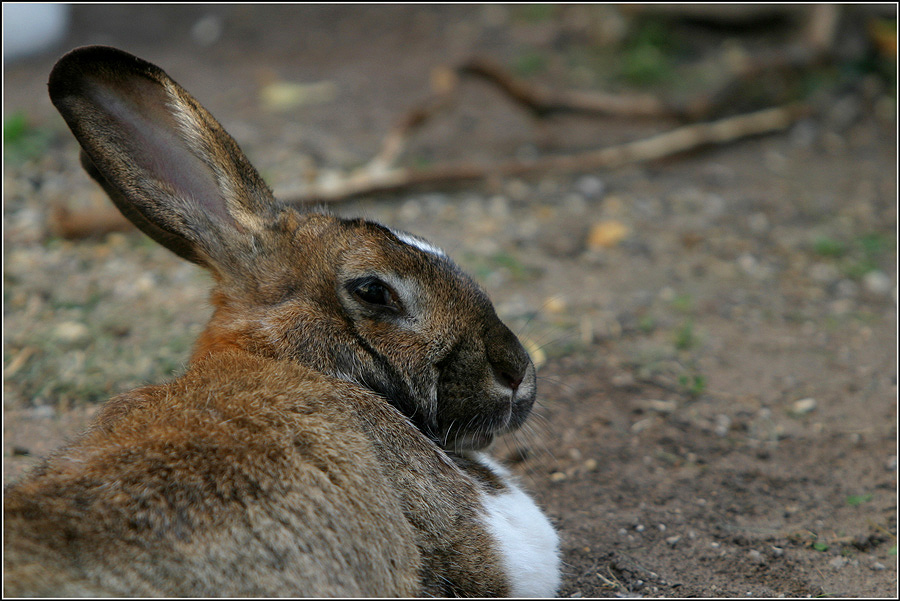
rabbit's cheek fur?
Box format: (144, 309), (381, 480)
(198, 285), (443, 434)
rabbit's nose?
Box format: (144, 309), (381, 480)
(496, 367), (524, 392)
(485, 318), (533, 392)
(488, 341), (530, 393)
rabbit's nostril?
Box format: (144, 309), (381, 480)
(497, 368), (524, 392)
(487, 322), (532, 393)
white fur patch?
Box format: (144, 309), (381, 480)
(391, 230), (446, 258)
(473, 454), (561, 597)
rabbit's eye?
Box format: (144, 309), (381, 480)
(351, 279), (402, 313)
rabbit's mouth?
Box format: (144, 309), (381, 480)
(440, 415), (518, 452)
(438, 387), (534, 452)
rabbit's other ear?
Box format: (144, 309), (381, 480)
(49, 45), (276, 268)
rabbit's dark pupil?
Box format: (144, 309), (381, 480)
(355, 280), (397, 310)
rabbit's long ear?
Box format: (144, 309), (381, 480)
(49, 45), (275, 267)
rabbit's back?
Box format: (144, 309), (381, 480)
(4, 351), (423, 597)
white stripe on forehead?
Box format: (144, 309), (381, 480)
(391, 229), (447, 258)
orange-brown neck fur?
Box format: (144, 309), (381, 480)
(190, 290), (253, 362)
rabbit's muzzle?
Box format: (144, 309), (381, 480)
(434, 320), (536, 451)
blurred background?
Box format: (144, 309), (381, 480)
(3, 4), (897, 597)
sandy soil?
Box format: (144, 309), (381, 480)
(4, 5), (897, 597)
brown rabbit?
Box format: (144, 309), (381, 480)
(2, 46), (560, 597)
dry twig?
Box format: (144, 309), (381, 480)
(459, 57), (673, 119)
(282, 103), (810, 205)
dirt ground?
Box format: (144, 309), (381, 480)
(3, 5), (897, 598)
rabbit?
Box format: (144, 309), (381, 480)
(2, 45), (561, 598)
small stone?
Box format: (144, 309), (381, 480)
(52, 321), (90, 344)
(714, 414), (731, 436)
(643, 399), (678, 414)
(871, 562), (886, 571)
(635, 524), (645, 532)
(583, 459), (598, 471)
(829, 556), (849, 570)
(863, 270), (892, 295)
(771, 546), (785, 557)
(748, 549), (766, 565)
(885, 455), (897, 471)
(587, 220), (630, 250)
(630, 417), (656, 433)
(549, 472), (567, 482)
(666, 535), (681, 546)
(791, 398), (818, 415)
(575, 175), (606, 199)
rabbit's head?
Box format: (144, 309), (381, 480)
(49, 46), (535, 452)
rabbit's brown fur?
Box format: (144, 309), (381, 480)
(3, 46), (559, 597)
